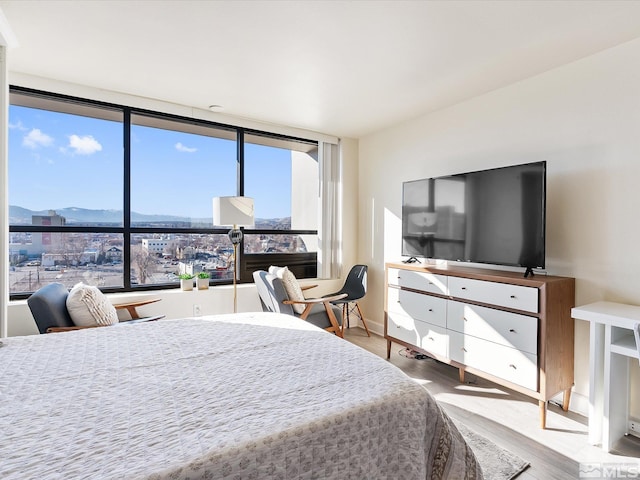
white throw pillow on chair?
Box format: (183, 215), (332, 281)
(66, 283), (119, 327)
(270, 265), (306, 315)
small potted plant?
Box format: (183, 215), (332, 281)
(179, 273), (195, 291)
(196, 271), (210, 290)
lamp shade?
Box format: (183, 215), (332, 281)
(213, 196), (255, 227)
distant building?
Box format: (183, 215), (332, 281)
(9, 210), (66, 258)
(80, 249), (99, 264)
(32, 210), (66, 227)
(41, 253), (64, 267)
(177, 245), (196, 260)
(105, 246), (123, 262)
(179, 262), (195, 276)
(142, 239), (169, 255)
(33, 210), (66, 256)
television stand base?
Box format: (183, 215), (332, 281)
(524, 267), (535, 278)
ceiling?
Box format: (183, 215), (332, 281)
(2, 0), (640, 139)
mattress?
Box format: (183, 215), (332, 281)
(0, 312), (482, 479)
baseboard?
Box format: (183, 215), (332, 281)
(347, 317), (384, 336)
(352, 317), (590, 418)
(551, 390), (588, 418)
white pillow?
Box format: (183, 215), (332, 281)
(268, 265), (282, 275)
(66, 283), (119, 327)
(272, 266), (306, 315)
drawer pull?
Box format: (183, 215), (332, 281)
(509, 364), (517, 369)
(510, 295), (516, 299)
(461, 287), (467, 290)
(461, 347), (467, 352)
(509, 328), (516, 333)
(428, 308), (433, 312)
(428, 336), (434, 341)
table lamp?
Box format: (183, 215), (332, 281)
(213, 196), (255, 313)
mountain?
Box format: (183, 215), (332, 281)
(9, 205), (289, 228)
(9, 206), (185, 225)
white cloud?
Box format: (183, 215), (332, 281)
(9, 120), (27, 131)
(175, 142), (197, 153)
(68, 134), (102, 155)
(23, 128), (54, 149)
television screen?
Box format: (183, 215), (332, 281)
(402, 161), (546, 271)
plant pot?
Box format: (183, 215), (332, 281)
(196, 277), (209, 290)
(180, 278), (194, 291)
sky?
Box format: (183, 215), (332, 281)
(8, 105), (293, 220)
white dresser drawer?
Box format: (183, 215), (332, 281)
(448, 277), (538, 313)
(419, 323), (449, 358)
(447, 301), (538, 355)
(388, 268), (448, 296)
(387, 310), (420, 346)
(388, 287), (447, 328)
(387, 310), (449, 357)
(449, 331), (538, 391)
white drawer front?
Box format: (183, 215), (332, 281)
(419, 323), (449, 358)
(388, 268), (448, 296)
(387, 309), (449, 357)
(450, 331), (538, 391)
(447, 301), (538, 355)
(388, 287), (447, 328)
(386, 310), (420, 346)
(448, 277), (538, 313)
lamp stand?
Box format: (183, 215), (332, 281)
(228, 225), (243, 313)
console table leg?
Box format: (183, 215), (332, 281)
(458, 367), (465, 384)
(588, 321), (605, 446)
(539, 401), (547, 429)
(562, 388), (572, 412)
(386, 340), (392, 359)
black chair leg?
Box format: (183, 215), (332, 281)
(346, 303), (350, 328)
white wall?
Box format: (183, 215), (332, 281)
(340, 137), (360, 286)
(358, 36), (640, 417)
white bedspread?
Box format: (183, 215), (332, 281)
(0, 312), (481, 479)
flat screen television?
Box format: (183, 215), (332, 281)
(401, 161), (546, 277)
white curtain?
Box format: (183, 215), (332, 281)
(317, 141), (342, 279)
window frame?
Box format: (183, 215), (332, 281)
(8, 86), (318, 300)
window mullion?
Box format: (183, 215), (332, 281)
(123, 108), (132, 289)
(237, 129), (245, 196)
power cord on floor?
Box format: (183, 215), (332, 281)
(398, 347), (431, 360)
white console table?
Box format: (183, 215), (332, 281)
(572, 301), (640, 452)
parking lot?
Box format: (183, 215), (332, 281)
(10, 263), (125, 293)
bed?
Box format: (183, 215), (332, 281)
(0, 312), (482, 479)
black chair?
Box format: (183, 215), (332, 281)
(253, 270), (345, 337)
(325, 265), (370, 336)
(28, 282), (164, 334)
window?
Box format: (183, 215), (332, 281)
(130, 114), (237, 228)
(244, 131), (319, 252)
(8, 87), (319, 298)
(9, 94), (124, 225)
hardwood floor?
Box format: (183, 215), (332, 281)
(343, 328), (640, 480)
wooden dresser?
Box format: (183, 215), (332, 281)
(384, 262), (575, 428)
